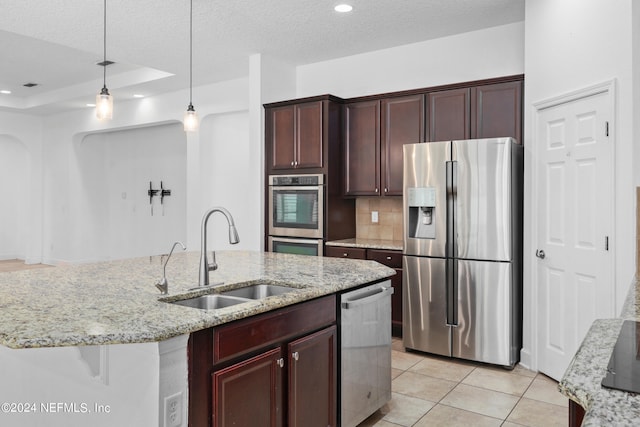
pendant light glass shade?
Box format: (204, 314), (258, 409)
(96, 0), (113, 120)
(184, 0), (199, 132)
(183, 103), (199, 132)
(96, 86), (113, 120)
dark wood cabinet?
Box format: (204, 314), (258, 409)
(366, 250), (403, 337)
(472, 81), (523, 144)
(288, 326), (337, 427)
(381, 95), (425, 196)
(344, 95), (424, 197)
(325, 247), (403, 337)
(343, 100), (380, 196)
(190, 296), (337, 427)
(268, 101), (323, 171)
(427, 88), (471, 142)
(212, 348), (283, 427)
(324, 246), (367, 259)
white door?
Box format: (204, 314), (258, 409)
(535, 86), (614, 380)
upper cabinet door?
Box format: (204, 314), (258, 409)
(427, 88), (471, 142)
(269, 105), (296, 170)
(381, 95), (425, 196)
(267, 101), (324, 171)
(471, 81), (523, 144)
(344, 100), (381, 196)
(295, 101), (323, 169)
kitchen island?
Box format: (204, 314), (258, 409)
(0, 250), (394, 427)
(559, 277), (640, 426)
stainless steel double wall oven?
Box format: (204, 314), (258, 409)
(267, 174), (325, 256)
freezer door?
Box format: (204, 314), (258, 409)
(402, 255), (450, 356)
(452, 138), (513, 261)
(452, 259), (517, 366)
(403, 141), (450, 258)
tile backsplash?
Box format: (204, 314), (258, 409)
(356, 197), (403, 241)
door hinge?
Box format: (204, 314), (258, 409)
(605, 236), (609, 251)
(605, 121), (609, 137)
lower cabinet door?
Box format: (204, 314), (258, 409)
(288, 326), (337, 427)
(212, 347), (283, 427)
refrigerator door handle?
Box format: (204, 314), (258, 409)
(446, 161), (456, 258)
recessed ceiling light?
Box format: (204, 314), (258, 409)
(334, 4), (353, 12)
(86, 103), (96, 107)
(133, 94), (144, 98)
(0, 90), (11, 94)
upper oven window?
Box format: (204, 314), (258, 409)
(273, 189), (319, 229)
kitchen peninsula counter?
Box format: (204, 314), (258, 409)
(559, 277), (640, 426)
(0, 250), (394, 349)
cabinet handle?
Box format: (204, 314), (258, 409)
(375, 188), (378, 193)
(292, 352), (299, 361)
(386, 256), (392, 260)
(342, 253), (348, 257)
(277, 358), (284, 368)
(384, 188), (388, 193)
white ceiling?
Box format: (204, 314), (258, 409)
(0, 0), (525, 115)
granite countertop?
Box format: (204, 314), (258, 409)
(0, 251), (394, 349)
(326, 238), (403, 251)
(559, 278), (640, 426)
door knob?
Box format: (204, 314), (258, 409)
(535, 249), (546, 259)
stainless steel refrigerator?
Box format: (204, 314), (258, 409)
(402, 137), (523, 367)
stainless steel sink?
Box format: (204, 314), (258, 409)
(170, 294), (249, 310)
(221, 284), (296, 299)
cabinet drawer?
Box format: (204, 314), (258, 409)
(325, 246), (366, 259)
(367, 249), (402, 268)
(213, 295), (336, 364)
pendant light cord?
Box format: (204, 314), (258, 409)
(189, 0), (193, 106)
(103, 0), (107, 89)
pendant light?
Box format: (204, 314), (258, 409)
(183, 0), (199, 132)
(96, 0), (113, 120)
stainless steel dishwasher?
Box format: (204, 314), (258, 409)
(340, 280), (394, 427)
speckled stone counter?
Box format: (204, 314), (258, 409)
(326, 238), (403, 251)
(559, 278), (640, 426)
(0, 251), (394, 349)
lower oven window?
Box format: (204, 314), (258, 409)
(271, 238), (322, 256)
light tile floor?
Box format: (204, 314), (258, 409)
(358, 338), (567, 427)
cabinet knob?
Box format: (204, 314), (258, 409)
(292, 352), (299, 361)
(290, 161), (294, 166)
(375, 188), (379, 193)
(343, 253), (348, 257)
(386, 256), (392, 260)
(384, 188), (388, 193)
(277, 358), (284, 368)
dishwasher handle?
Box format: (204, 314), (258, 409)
(341, 286), (394, 310)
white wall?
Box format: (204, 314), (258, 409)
(523, 0), (635, 369)
(0, 136), (29, 260)
(37, 78), (252, 264)
(72, 123), (187, 261)
(0, 112), (43, 263)
(0, 335), (189, 427)
(296, 22), (525, 98)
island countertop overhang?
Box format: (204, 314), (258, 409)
(0, 251), (395, 349)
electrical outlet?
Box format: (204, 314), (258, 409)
(371, 211), (379, 223)
(164, 392), (183, 427)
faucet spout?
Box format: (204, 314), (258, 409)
(199, 207), (240, 287)
(155, 241), (186, 294)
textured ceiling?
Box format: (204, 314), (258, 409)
(0, 0), (525, 114)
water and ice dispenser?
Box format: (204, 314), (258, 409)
(407, 187), (436, 239)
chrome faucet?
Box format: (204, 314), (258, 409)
(199, 207), (240, 287)
(155, 241), (187, 294)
